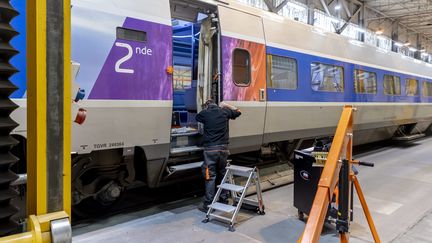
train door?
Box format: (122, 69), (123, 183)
(218, 5), (267, 153)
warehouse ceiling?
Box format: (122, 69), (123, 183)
(365, 0), (432, 38)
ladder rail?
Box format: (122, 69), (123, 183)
(229, 167), (256, 224)
(206, 167), (231, 216)
(254, 170), (265, 212)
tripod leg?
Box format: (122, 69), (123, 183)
(353, 176), (381, 243)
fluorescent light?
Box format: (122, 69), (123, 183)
(377, 35), (387, 41)
(335, 4), (341, 10)
(409, 47), (417, 52)
(404, 42), (411, 46)
(375, 30), (383, 35)
(394, 42), (403, 47)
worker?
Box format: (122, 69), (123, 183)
(196, 99), (241, 212)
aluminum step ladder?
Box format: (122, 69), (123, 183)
(202, 165), (265, 232)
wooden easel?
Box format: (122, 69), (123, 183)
(298, 106), (381, 243)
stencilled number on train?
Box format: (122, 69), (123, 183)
(115, 42), (153, 74)
(115, 42), (134, 74)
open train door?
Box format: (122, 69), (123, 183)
(218, 5), (267, 153)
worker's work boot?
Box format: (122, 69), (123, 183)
(198, 203), (209, 213)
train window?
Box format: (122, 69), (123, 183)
(267, 55), (298, 90)
(232, 49), (251, 86)
(383, 75), (401, 95)
(423, 81), (432, 97)
(405, 78), (419, 96)
(311, 63), (344, 92)
(116, 27), (147, 42)
(354, 69), (377, 94)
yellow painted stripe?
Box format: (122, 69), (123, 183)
(63, 0), (72, 217)
(27, 0), (48, 215)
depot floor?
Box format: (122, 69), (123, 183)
(73, 137), (432, 243)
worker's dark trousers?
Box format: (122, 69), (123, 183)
(202, 145), (229, 207)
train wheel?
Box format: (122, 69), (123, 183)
(72, 154), (126, 218)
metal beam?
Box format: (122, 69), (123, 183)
(337, 5), (361, 34)
(307, 0), (315, 25)
(319, 0), (332, 16)
(341, 0), (351, 18)
(274, 0), (289, 12)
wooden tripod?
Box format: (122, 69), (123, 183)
(298, 106), (381, 243)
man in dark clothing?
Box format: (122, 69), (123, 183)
(196, 100), (241, 212)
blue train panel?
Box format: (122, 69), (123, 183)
(266, 46), (432, 103)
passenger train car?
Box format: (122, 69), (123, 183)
(10, 0), (432, 211)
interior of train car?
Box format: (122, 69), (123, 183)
(170, 1), (219, 150)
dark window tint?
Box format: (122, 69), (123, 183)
(233, 49), (251, 86)
(405, 78), (419, 96)
(267, 55), (298, 90)
(117, 27), (147, 42)
(383, 75), (401, 95)
(354, 69), (377, 94)
(311, 63), (344, 92)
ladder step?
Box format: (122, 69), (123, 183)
(227, 165), (254, 177)
(209, 202), (236, 213)
(209, 213), (231, 222)
(218, 183), (244, 192)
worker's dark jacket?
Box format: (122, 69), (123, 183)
(196, 104), (241, 146)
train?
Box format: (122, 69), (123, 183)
(9, 0), (432, 213)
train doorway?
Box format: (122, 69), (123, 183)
(170, 1), (220, 150)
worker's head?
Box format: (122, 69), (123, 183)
(203, 99), (216, 109)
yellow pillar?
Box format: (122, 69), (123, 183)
(26, 0), (71, 217)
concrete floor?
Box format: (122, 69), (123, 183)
(73, 137), (432, 243)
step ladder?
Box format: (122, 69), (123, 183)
(202, 165), (265, 232)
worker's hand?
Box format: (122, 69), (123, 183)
(220, 101), (238, 110)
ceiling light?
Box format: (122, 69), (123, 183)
(404, 41), (411, 46)
(375, 29), (383, 35)
(335, 4), (341, 10)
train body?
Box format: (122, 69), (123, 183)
(10, 0), (432, 209)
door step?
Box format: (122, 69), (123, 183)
(392, 133), (425, 141)
(171, 131), (199, 137)
(168, 161), (203, 173)
(170, 145), (203, 154)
